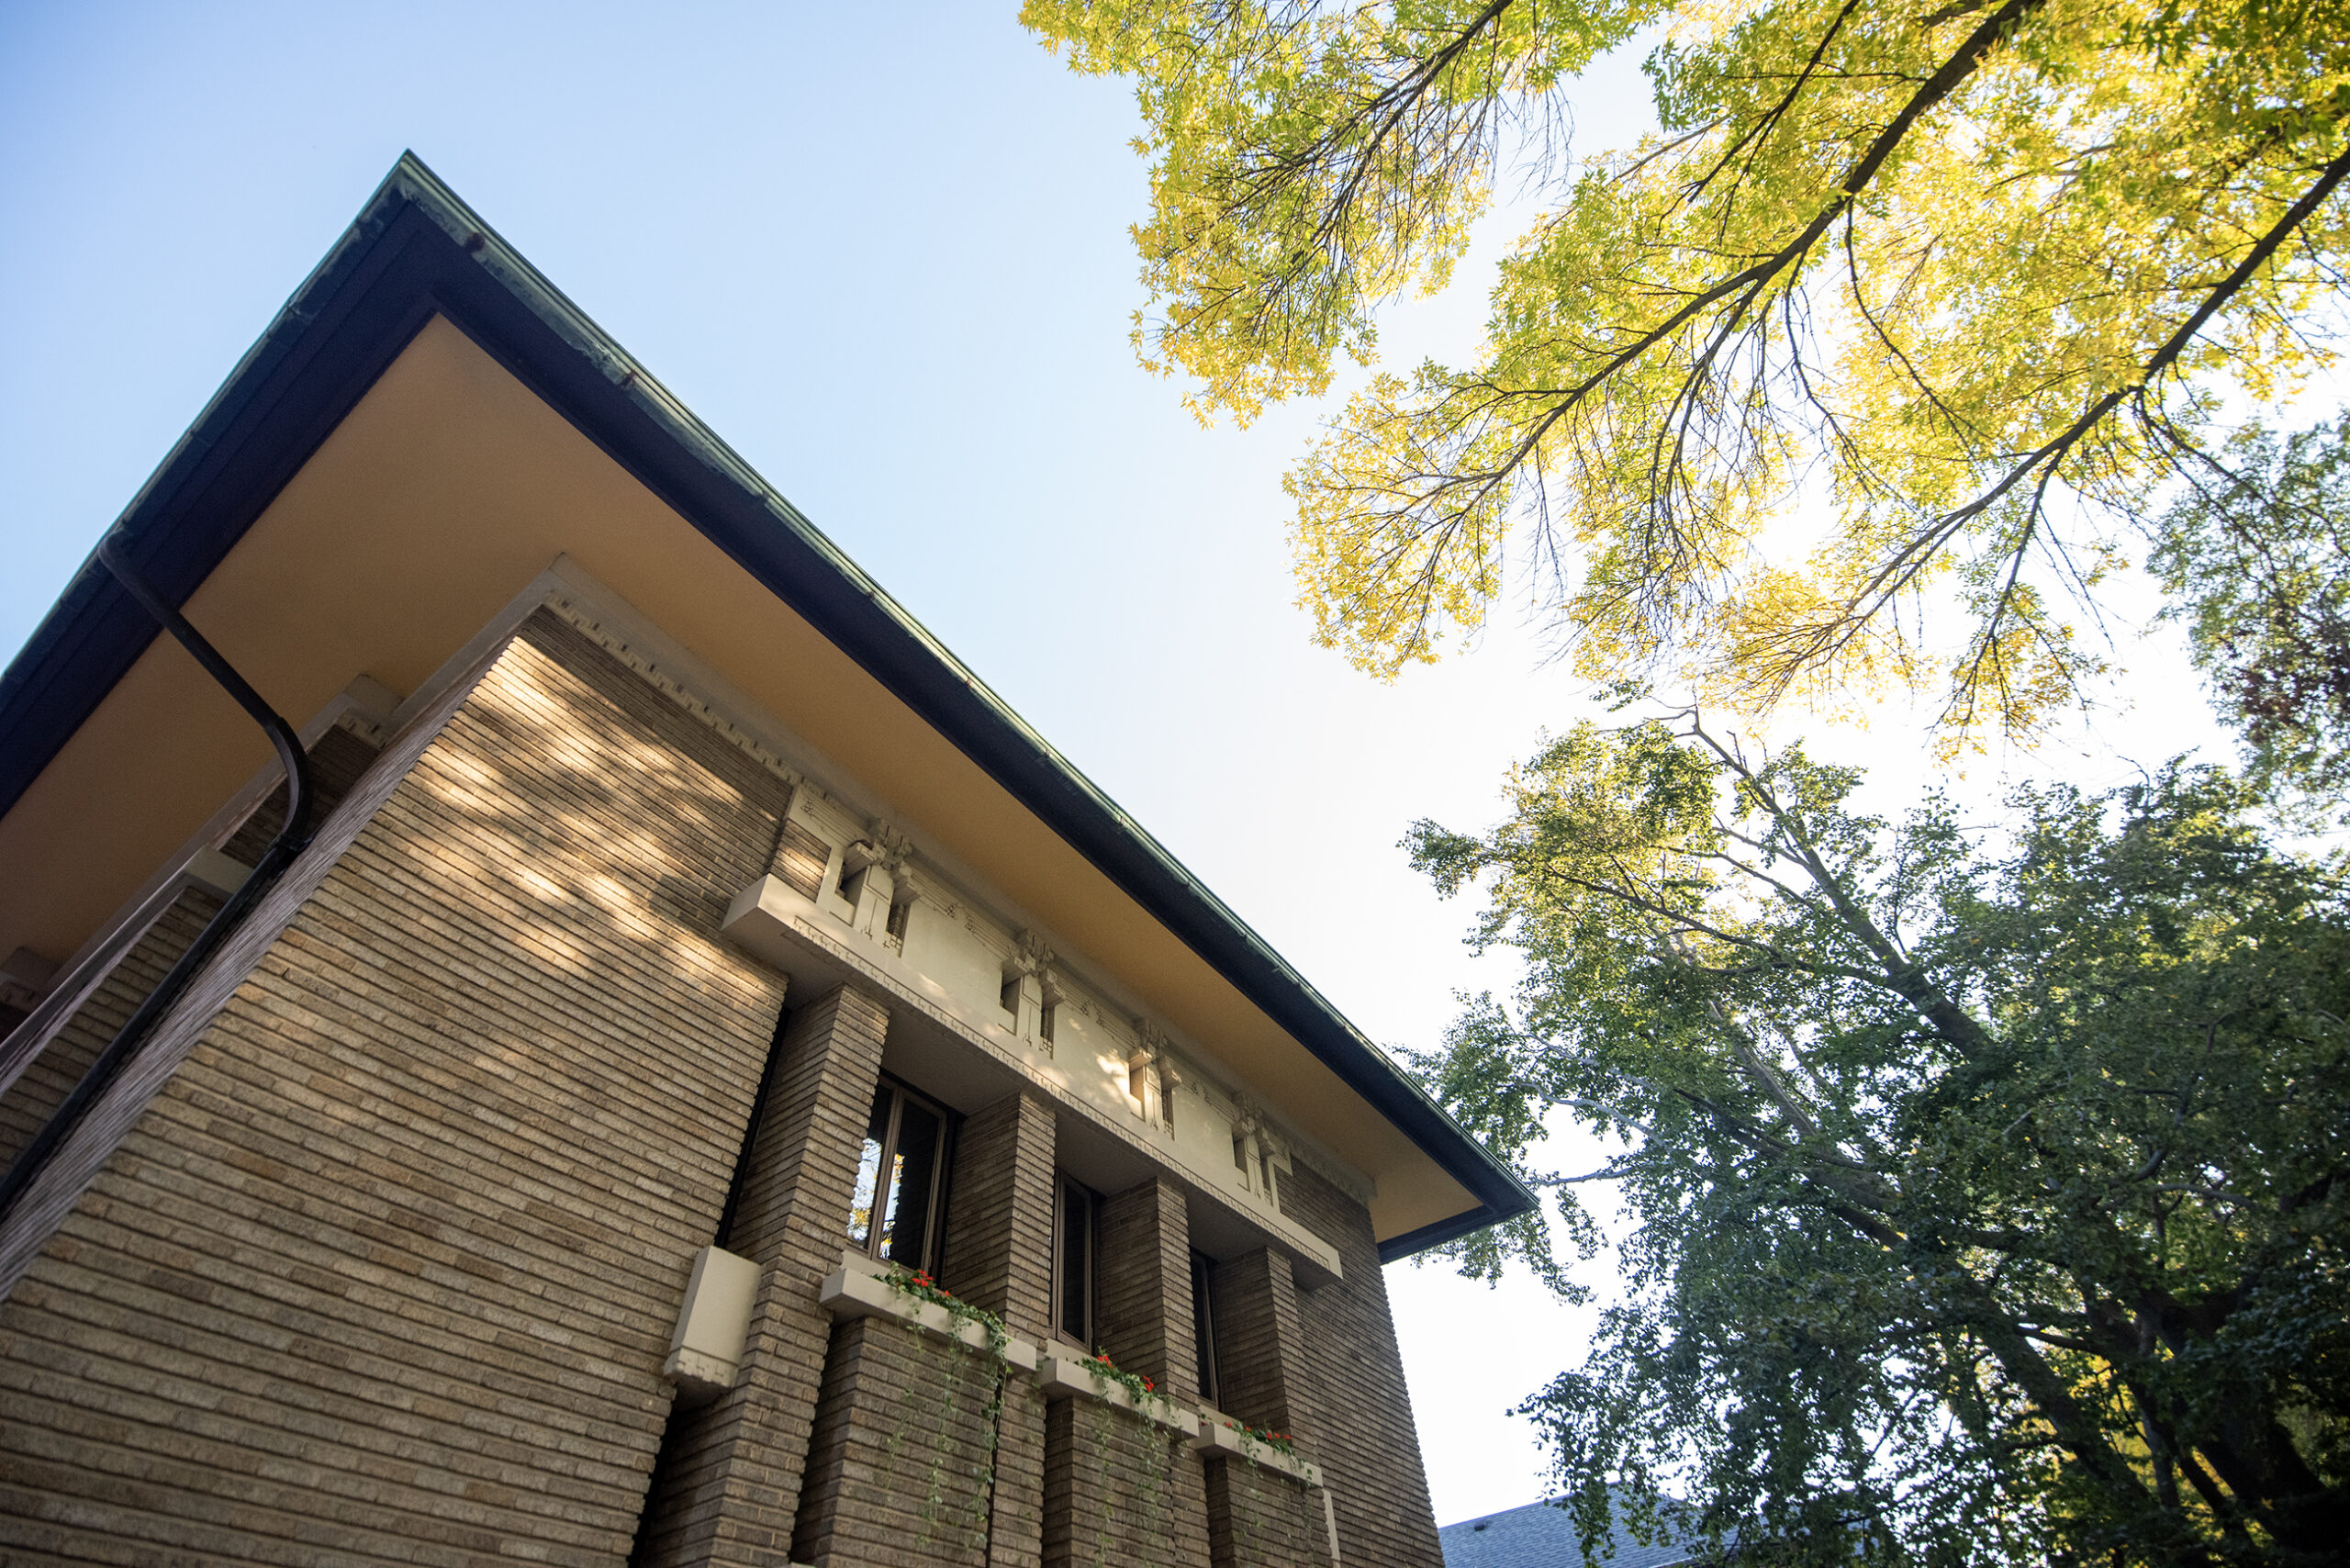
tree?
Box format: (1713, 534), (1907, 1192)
(1404, 721), (2348, 1564)
(2150, 413), (2350, 802)
(1024, 0), (2350, 745)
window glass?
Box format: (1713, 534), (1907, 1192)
(847, 1092), (891, 1251)
(1055, 1175), (1095, 1346)
(883, 1097), (942, 1266)
(1191, 1249), (1220, 1406)
(846, 1077), (953, 1274)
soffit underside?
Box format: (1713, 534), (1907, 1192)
(0, 315), (1476, 1243)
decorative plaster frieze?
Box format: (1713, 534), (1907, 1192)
(1009, 929), (1053, 977)
(543, 593), (806, 793)
(540, 577), (1374, 1209)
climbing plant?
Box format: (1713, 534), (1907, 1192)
(879, 1266), (1015, 1559)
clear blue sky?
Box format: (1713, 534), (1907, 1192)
(0, 0), (2242, 1525)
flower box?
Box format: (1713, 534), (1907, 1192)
(1190, 1408), (1321, 1487)
(1034, 1348), (1200, 1438)
(817, 1251), (1039, 1372)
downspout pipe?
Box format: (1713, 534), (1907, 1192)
(0, 538), (315, 1223)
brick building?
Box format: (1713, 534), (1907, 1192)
(0, 156), (1533, 1566)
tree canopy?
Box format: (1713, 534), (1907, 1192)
(1405, 723), (2348, 1564)
(1024, 0), (2350, 746)
(2150, 415), (2350, 801)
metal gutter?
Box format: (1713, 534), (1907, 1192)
(0, 153), (1536, 1256)
(0, 541), (315, 1223)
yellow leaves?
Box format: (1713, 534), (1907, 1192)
(1695, 566), (1928, 725)
(1034, 0), (2350, 745)
(1288, 368), (1513, 673)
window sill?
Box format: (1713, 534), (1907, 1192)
(1035, 1348), (1201, 1439)
(1190, 1408), (1322, 1487)
(819, 1253), (1315, 1465)
(818, 1249), (1040, 1372)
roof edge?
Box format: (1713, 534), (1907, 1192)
(0, 152), (1538, 1248)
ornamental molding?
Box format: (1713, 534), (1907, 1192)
(539, 577), (1376, 1209)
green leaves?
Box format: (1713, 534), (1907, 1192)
(2150, 413), (2350, 805)
(1408, 722), (2350, 1562)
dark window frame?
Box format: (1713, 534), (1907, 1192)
(847, 1074), (955, 1276)
(1052, 1171), (1099, 1349)
(1190, 1248), (1221, 1406)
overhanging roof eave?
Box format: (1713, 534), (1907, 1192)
(0, 152), (1537, 1253)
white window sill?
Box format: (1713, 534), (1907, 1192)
(1191, 1406), (1322, 1487)
(1035, 1347), (1201, 1439)
(817, 1249), (1041, 1372)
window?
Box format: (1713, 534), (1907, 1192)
(1190, 1249), (1220, 1406)
(847, 1076), (952, 1274)
(1052, 1172), (1098, 1347)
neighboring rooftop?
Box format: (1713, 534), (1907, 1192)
(1440, 1490), (1698, 1568)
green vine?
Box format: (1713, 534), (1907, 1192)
(917, 1329), (968, 1541)
(1078, 1347), (1174, 1422)
(966, 1359), (1009, 1552)
(1228, 1453), (1260, 1563)
(1224, 1417), (1297, 1462)
(1091, 1397), (1113, 1567)
(1133, 1412), (1171, 1560)
(1071, 1349), (1186, 1566)
(878, 1265), (1013, 1559)
(881, 1265), (1010, 1352)
(864, 1278), (1221, 1567)
(881, 1316), (920, 1495)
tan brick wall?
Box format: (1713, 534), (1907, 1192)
(1203, 1453), (1330, 1568)
(1280, 1164), (1445, 1568)
(0, 724), (382, 1172)
(1043, 1396), (1212, 1568)
(938, 1092), (1056, 1339)
(935, 1091), (1058, 1568)
(789, 1314), (1015, 1567)
(0, 610), (792, 1563)
(632, 982), (890, 1568)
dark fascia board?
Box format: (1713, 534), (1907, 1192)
(0, 152), (1536, 1258)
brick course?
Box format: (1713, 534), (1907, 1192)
(0, 604), (1451, 1568)
(1042, 1395), (1207, 1568)
(0, 611), (792, 1563)
(934, 1092), (1057, 1568)
(1280, 1164), (1446, 1568)
(631, 982), (890, 1568)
